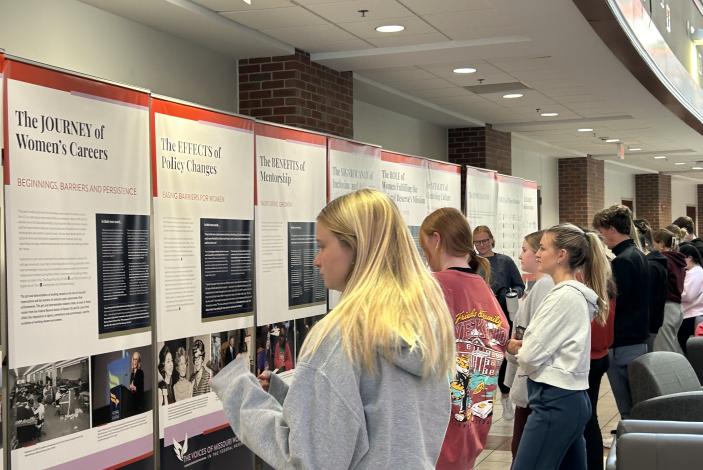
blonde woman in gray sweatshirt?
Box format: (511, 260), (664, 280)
(508, 224), (611, 470)
(212, 189), (456, 469)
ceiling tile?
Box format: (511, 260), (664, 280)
(262, 23), (361, 46)
(359, 66), (436, 81)
(398, 0), (493, 15)
(193, 0), (294, 12)
(305, 0), (414, 23)
(340, 15), (436, 38)
(221, 6), (328, 29)
(366, 31), (449, 47)
(392, 77), (456, 91)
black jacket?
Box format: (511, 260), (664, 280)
(689, 238), (703, 263)
(611, 239), (649, 347)
(645, 251), (668, 334)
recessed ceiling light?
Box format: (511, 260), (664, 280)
(605, 138), (620, 143)
(675, 162), (687, 165)
(453, 67), (477, 74)
(503, 93), (524, 99)
(578, 128), (593, 132)
(693, 166), (703, 170)
(653, 155), (667, 159)
(629, 148), (642, 151)
(540, 112), (559, 117)
(375, 25), (405, 33)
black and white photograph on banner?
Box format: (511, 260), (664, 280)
(91, 346), (153, 427)
(211, 328), (252, 376)
(9, 358), (90, 449)
(256, 323), (295, 376)
(294, 314), (326, 359)
(156, 335), (214, 406)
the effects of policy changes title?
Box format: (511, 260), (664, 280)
(160, 137), (221, 177)
(14, 110), (110, 160)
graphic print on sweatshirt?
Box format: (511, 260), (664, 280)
(450, 309), (507, 422)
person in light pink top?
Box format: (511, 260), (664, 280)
(678, 243), (703, 353)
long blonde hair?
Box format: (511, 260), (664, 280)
(547, 224), (612, 326)
(299, 189), (455, 378)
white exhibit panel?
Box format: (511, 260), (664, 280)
(427, 160), (462, 212)
(3, 60), (153, 469)
(152, 98), (254, 468)
(496, 175), (524, 264)
(465, 166), (498, 230)
(521, 180), (539, 238)
(327, 138), (381, 310)
(254, 123), (327, 329)
(381, 151), (430, 254)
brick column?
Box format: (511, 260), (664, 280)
(448, 125), (511, 175)
(635, 174), (671, 230)
(558, 156), (604, 227)
(448, 125), (511, 212)
(239, 50), (353, 138)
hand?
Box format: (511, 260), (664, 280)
(507, 339), (523, 355)
(257, 370), (272, 392)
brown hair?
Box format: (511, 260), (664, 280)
(524, 230), (544, 253)
(546, 224), (612, 326)
(473, 225), (495, 248)
(673, 216), (695, 235)
(593, 205), (634, 236)
(421, 208), (491, 283)
(665, 224), (687, 243)
(653, 228), (678, 251)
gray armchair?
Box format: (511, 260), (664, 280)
(687, 336), (703, 385)
(606, 420), (703, 470)
(628, 351), (703, 421)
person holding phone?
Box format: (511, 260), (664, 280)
(505, 231), (554, 460)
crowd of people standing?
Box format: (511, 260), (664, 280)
(207, 187), (702, 470)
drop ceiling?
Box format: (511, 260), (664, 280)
(79, 0), (703, 179)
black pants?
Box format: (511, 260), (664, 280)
(583, 355), (609, 470)
(499, 315), (513, 394)
(678, 317), (696, 355)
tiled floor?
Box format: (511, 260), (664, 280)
(474, 378), (619, 469)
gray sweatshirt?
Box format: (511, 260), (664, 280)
(212, 330), (451, 469)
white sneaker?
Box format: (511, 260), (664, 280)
(502, 395), (514, 420)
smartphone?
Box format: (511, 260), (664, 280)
(514, 326), (526, 340)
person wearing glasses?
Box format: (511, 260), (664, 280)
(472, 225), (524, 420)
(191, 340), (211, 396)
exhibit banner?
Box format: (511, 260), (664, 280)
(151, 97), (254, 468)
(3, 59), (153, 469)
(254, 123), (327, 337)
(521, 180), (539, 236)
(327, 138), (381, 310)
(427, 160), (462, 212)
(465, 166), (497, 232)
(380, 151), (428, 252)
(496, 174), (525, 264)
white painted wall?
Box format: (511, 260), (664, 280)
(353, 100), (448, 160)
(604, 163), (637, 208)
(0, 0), (238, 111)
(511, 136), (560, 229)
(671, 176), (698, 221)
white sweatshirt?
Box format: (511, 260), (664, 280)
(682, 265), (703, 319)
(517, 280), (597, 391)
